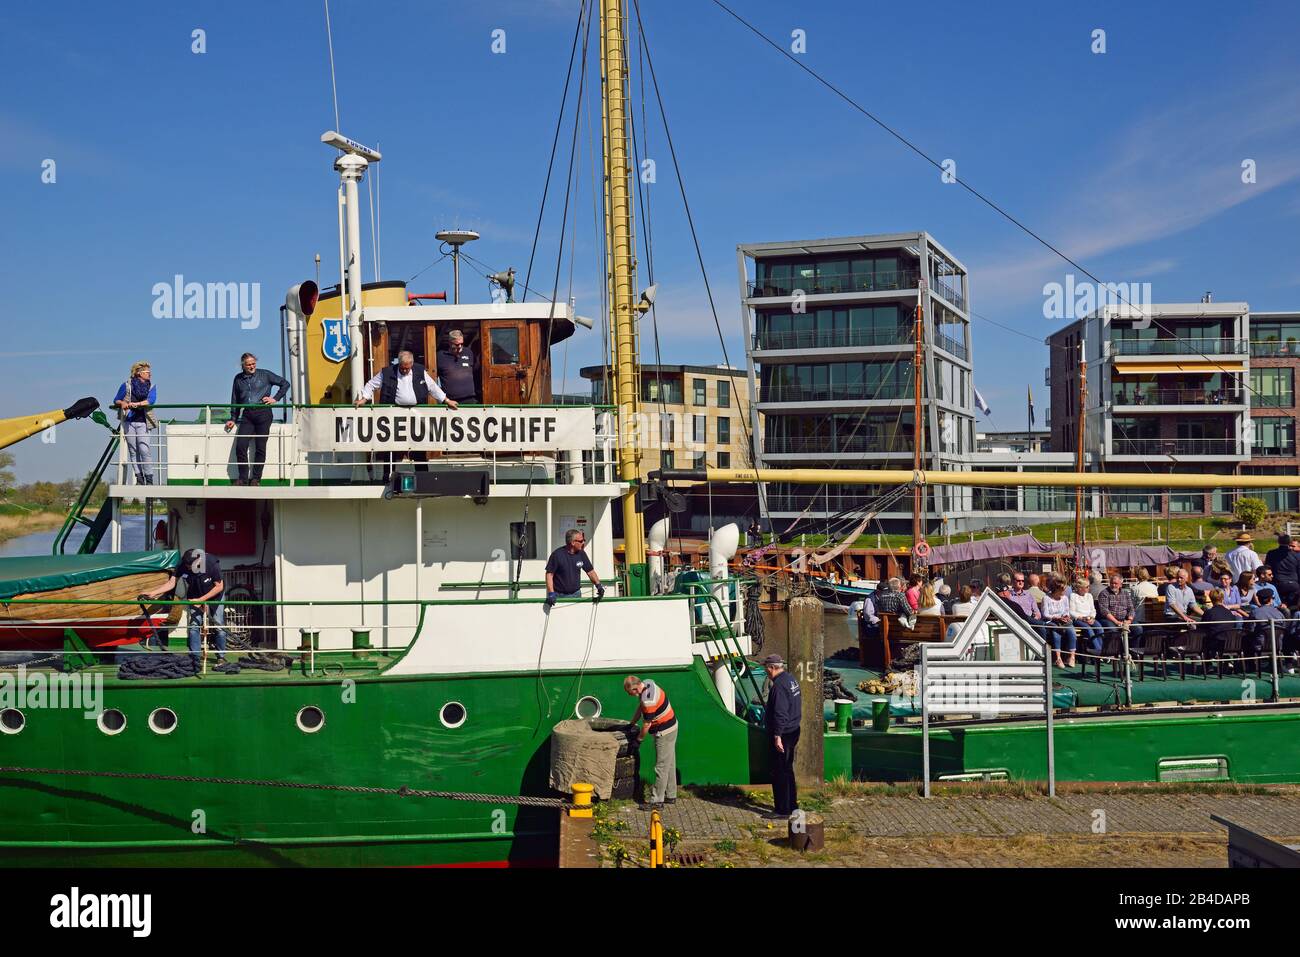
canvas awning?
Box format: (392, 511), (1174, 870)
(0, 550), (179, 601)
(1112, 360), (1247, 375)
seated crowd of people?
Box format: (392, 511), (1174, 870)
(855, 531), (1300, 672)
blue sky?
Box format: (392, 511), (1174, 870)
(4, 0), (1299, 481)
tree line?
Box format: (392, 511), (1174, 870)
(0, 451), (107, 513)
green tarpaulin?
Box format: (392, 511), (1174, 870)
(0, 550), (179, 600)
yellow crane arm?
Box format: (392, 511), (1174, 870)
(0, 398), (100, 452)
(657, 466), (1300, 491)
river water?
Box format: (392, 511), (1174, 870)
(0, 513), (149, 558)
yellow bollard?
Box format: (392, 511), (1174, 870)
(649, 809), (664, 868)
(570, 782), (594, 818)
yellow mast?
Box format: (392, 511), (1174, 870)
(691, 467), (1300, 490)
(599, 0), (647, 576)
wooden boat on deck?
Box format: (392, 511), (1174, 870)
(0, 550), (181, 651)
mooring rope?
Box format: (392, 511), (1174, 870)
(0, 765), (573, 809)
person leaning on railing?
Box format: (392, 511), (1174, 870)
(223, 352), (290, 486)
(113, 360), (157, 485)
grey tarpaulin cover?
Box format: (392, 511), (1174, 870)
(927, 533), (1195, 568)
(550, 719), (621, 800)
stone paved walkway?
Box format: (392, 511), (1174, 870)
(613, 789), (1300, 842)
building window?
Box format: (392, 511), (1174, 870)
(659, 413), (675, 444)
(693, 378), (706, 405)
(1251, 367), (1294, 408)
(1108, 492), (1154, 513)
(692, 414), (706, 444)
(717, 451), (730, 468)
(692, 452), (707, 469)
(1169, 493), (1204, 514)
(661, 450), (674, 470)
(643, 375), (683, 404)
(717, 417), (730, 444)
(717, 380), (731, 408)
(1252, 416), (1295, 457)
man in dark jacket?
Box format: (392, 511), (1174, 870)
(223, 353), (291, 485)
(1265, 534), (1300, 607)
(763, 653), (802, 819)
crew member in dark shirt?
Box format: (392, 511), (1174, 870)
(1265, 534), (1300, 607)
(435, 329), (479, 404)
(544, 528), (604, 606)
(139, 548), (229, 666)
(763, 653), (802, 819)
(223, 352), (291, 486)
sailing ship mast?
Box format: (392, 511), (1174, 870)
(912, 280), (927, 549)
(600, 0), (649, 593)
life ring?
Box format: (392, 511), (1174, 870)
(912, 541), (931, 560)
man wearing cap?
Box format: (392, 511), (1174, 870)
(763, 654), (802, 819)
(624, 675), (677, 809)
(1227, 532), (1263, 580)
(139, 548), (229, 668)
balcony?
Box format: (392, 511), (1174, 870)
(930, 278), (967, 313)
(1111, 387), (1245, 407)
(1110, 437), (1240, 456)
(933, 332), (968, 361)
(752, 327), (912, 352)
(747, 269), (920, 299)
(1251, 340), (1300, 358)
(763, 435), (913, 455)
(1110, 337), (1247, 357)
(760, 385), (911, 404)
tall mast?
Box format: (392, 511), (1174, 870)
(912, 281), (927, 547)
(599, 0), (648, 585)
(1073, 336), (1087, 574)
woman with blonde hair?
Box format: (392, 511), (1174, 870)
(112, 360), (157, 485)
(916, 580), (941, 616)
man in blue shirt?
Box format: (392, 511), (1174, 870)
(435, 330), (479, 404)
(763, 653), (802, 819)
(544, 529), (604, 606)
(139, 548), (229, 668)
(223, 353), (290, 486)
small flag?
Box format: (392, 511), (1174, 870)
(1028, 384), (1036, 428)
(974, 387), (992, 417)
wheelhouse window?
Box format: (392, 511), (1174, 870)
(489, 327), (521, 364)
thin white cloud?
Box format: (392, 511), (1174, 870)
(970, 75), (1300, 308)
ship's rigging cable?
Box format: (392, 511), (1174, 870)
(629, 0), (768, 535)
(521, 0), (588, 306)
(705, 0), (1278, 412)
(322, 0), (341, 131)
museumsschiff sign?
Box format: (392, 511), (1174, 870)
(298, 407), (596, 453)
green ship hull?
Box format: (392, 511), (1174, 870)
(0, 657), (759, 867)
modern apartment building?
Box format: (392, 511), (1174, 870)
(1045, 300), (1281, 517)
(580, 362), (756, 475)
(1245, 311), (1300, 512)
(736, 232), (979, 533)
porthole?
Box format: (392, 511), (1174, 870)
(0, 709), (25, 735)
(97, 709), (127, 736)
(148, 708), (178, 735)
(439, 701), (467, 729)
(296, 706), (325, 733)
(575, 695), (603, 720)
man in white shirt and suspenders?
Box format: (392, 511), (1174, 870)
(624, 676), (677, 810)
